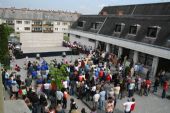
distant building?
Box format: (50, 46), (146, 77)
(68, 2), (170, 77)
(0, 8), (79, 33)
(0, 8), (80, 48)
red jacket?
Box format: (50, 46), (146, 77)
(163, 81), (169, 91)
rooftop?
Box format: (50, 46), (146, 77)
(0, 7), (80, 22)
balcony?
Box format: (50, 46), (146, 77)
(43, 30), (53, 33)
(43, 24), (53, 27)
(32, 24), (42, 26)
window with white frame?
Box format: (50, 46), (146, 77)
(57, 22), (60, 25)
(16, 20), (22, 24)
(24, 21), (30, 24)
(114, 23), (125, 33)
(24, 27), (30, 30)
(129, 24), (140, 35)
(63, 22), (67, 25)
(146, 26), (161, 38)
(91, 22), (102, 30)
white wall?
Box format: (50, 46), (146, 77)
(20, 32), (63, 48)
(69, 34), (95, 49)
(0, 18), (5, 24)
(53, 21), (70, 33)
(68, 29), (170, 60)
(14, 20), (32, 32)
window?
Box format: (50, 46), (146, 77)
(24, 27), (30, 30)
(62, 28), (66, 31)
(63, 22), (67, 25)
(33, 21), (42, 25)
(55, 28), (58, 31)
(6, 20), (14, 25)
(16, 21), (22, 24)
(91, 22), (102, 30)
(114, 23), (125, 33)
(24, 21), (30, 24)
(57, 22), (60, 25)
(78, 21), (84, 27)
(17, 27), (19, 30)
(129, 26), (137, 35)
(147, 26), (160, 38)
(115, 24), (121, 32)
(75, 35), (80, 38)
(32, 27), (42, 31)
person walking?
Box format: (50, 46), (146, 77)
(162, 79), (169, 99)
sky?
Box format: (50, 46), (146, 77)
(0, 0), (169, 14)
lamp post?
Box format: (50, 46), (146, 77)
(0, 63), (4, 113)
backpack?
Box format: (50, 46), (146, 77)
(130, 103), (135, 111)
(63, 92), (68, 99)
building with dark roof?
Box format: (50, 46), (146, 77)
(67, 2), (170, 77)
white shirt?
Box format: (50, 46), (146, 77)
(75, 66), (79, 71)
(63, 81), (68, 88)
(93, 93), (100, 102)
(44, 83), (50, 89)
(92, 86), (96, 92)
(123, 102), (135, 112)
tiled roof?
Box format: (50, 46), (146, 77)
(100, 2), (170, 16)
(0, 8), (80, 22)
(71, 2), (170, 49)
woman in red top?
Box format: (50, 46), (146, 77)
(162, 80), (169, 99)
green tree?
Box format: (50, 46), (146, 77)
(49, 64), (67, 90)
(0, 23), (14, 67)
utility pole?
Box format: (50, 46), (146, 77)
(0, 63), (4, 113)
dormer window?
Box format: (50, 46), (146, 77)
(129, 24), (140, 35)
(114, 23), (125, 33)
(146, 26), (161, 38)
(91, 22), (102, 30)
(78, 21), (85, 27)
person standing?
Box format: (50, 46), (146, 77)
(153, 77), (159, 93)
(128, 80), (135, 98)
(99, 88), (106, 110)
(105, 97), (114, 113)
(123, 98), (135, 113)
(56, 90), (63, 105)
(162, 79), (169, 99)
(93, 92), (100, 108)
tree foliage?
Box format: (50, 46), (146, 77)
(0, 23), (14, 67)
(49, 64), (68, 90)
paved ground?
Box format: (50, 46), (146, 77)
(22, 46), (71, 53)
(7, 55), (170, 113)
(8, 55), (90, 113)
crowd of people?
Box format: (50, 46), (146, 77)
(1, 47), (169, 113)
(63, 40), (92, 55)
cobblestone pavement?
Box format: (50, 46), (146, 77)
(9, 55), (170, 113)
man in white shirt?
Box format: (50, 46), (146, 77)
(93, 92), (100, 108)
(123, 99), (135, 113)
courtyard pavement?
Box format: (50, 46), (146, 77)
(7, 55), (170, 113)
